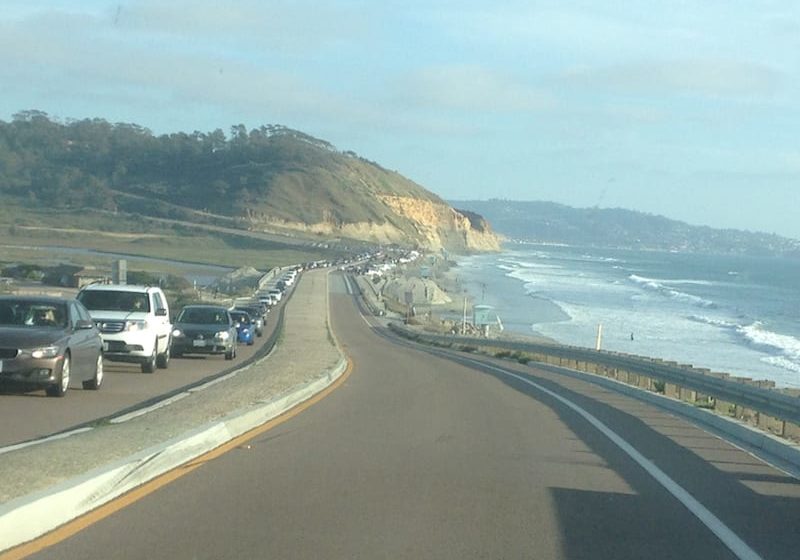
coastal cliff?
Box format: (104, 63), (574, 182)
(0, 113), (500, 254)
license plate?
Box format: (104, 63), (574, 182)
(0, 360), (3, 373)
(102, 342), (109, 352)
(193, 340), (206, 347)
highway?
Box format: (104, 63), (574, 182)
(21, 275), (800, 559)
(0, 306), (281, 449)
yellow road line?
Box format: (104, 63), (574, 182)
(1, 358), (353, 560)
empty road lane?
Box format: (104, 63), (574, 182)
(23, 275), (800, 559)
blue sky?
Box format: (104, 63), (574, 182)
(3, 1), (799, 238)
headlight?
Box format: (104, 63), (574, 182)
(30, 346), (59, 359)
(215, 331), (230, 340)
(125, 320), (148, 332)
(172, 328), (184, 337)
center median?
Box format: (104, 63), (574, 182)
(0, 268), (345, 554)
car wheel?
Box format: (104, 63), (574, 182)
(46, 353), (70, 397)
(156, 338), (170, 369)
(247, 339), (254, 346)
(82, 352), (104, 390)
(225, 343), (235, 360)
(141, 342), (157, 373)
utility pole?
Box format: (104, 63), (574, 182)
(462, 295), (467, 335)
(595, 323), (603, 351)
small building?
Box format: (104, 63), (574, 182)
(473, 304), (502, 337)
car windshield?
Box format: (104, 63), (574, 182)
(230, 312), (250, 324)
(177, 308), (228, 325)
(78, 291), (150, 313)
(0, 300), (67, 328)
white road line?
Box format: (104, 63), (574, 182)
(342, 275), (353, 295)
(357, 307), (375, 329)
(466, 358), (764, 560)
(0, 427), (94, 456)
(109, 392), (190, 424)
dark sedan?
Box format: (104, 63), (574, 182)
(0, 296), (104, 397)
(170, 305), (237, 360)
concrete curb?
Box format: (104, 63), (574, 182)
(0, 357), (347, 552)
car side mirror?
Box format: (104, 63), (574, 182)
(75, 319), (95, 330)
(155, 308), (168, 317)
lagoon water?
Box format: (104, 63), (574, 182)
(455, 244), (800, 389)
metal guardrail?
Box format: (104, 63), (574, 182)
(389, 323), (800, 426)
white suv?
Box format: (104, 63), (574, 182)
(77, 284), (172, 373)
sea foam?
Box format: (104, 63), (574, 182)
(628, 274), (716, 308)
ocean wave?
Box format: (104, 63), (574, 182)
(629, 274), (716, 308)
(688, 316), (800, 375)
(761, 356), (800, 375)
(739, 322), (800, 361)
(578, 254), (624, 264)
(629, 274), (713, 287)
(687, 315), (738, 329)
(498, 257), (562, 270)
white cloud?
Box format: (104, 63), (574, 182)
(565, 59), (783, 98)
(399, 64), (555, 113)
(117, 0), (374, 53)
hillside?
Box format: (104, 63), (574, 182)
(452, 199), (800, 256)
(0, 111), (499, 253)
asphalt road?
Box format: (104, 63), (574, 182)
(0, 305), (281, 449)
(24, 275), (800, 559)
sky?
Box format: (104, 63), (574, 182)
(2, 1), (800, 238)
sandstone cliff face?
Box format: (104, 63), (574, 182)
(377, 195), (501, 252)
(223, 130), (502, 253)
(249, 195), (501, 253)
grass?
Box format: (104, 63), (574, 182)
(0, 204), (332, 271)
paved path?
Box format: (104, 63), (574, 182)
(23, 274), (800, 559)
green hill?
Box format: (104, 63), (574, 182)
(0, 111), (499, 252)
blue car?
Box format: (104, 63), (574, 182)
(229, 310), (255, 346)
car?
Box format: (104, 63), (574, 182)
(0, 296), (104, 397)
(257, 293), (277, 307)
(77, 284), (172, 373)
(233, 305), (264, 337)
(229, 310), (255, 345)
(170, 305), (237, 360)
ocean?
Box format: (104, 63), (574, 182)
(454, 244), (800, 389)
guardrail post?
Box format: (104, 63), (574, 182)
(784, 420), (800, 441)
(664, 382), (680, 399)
